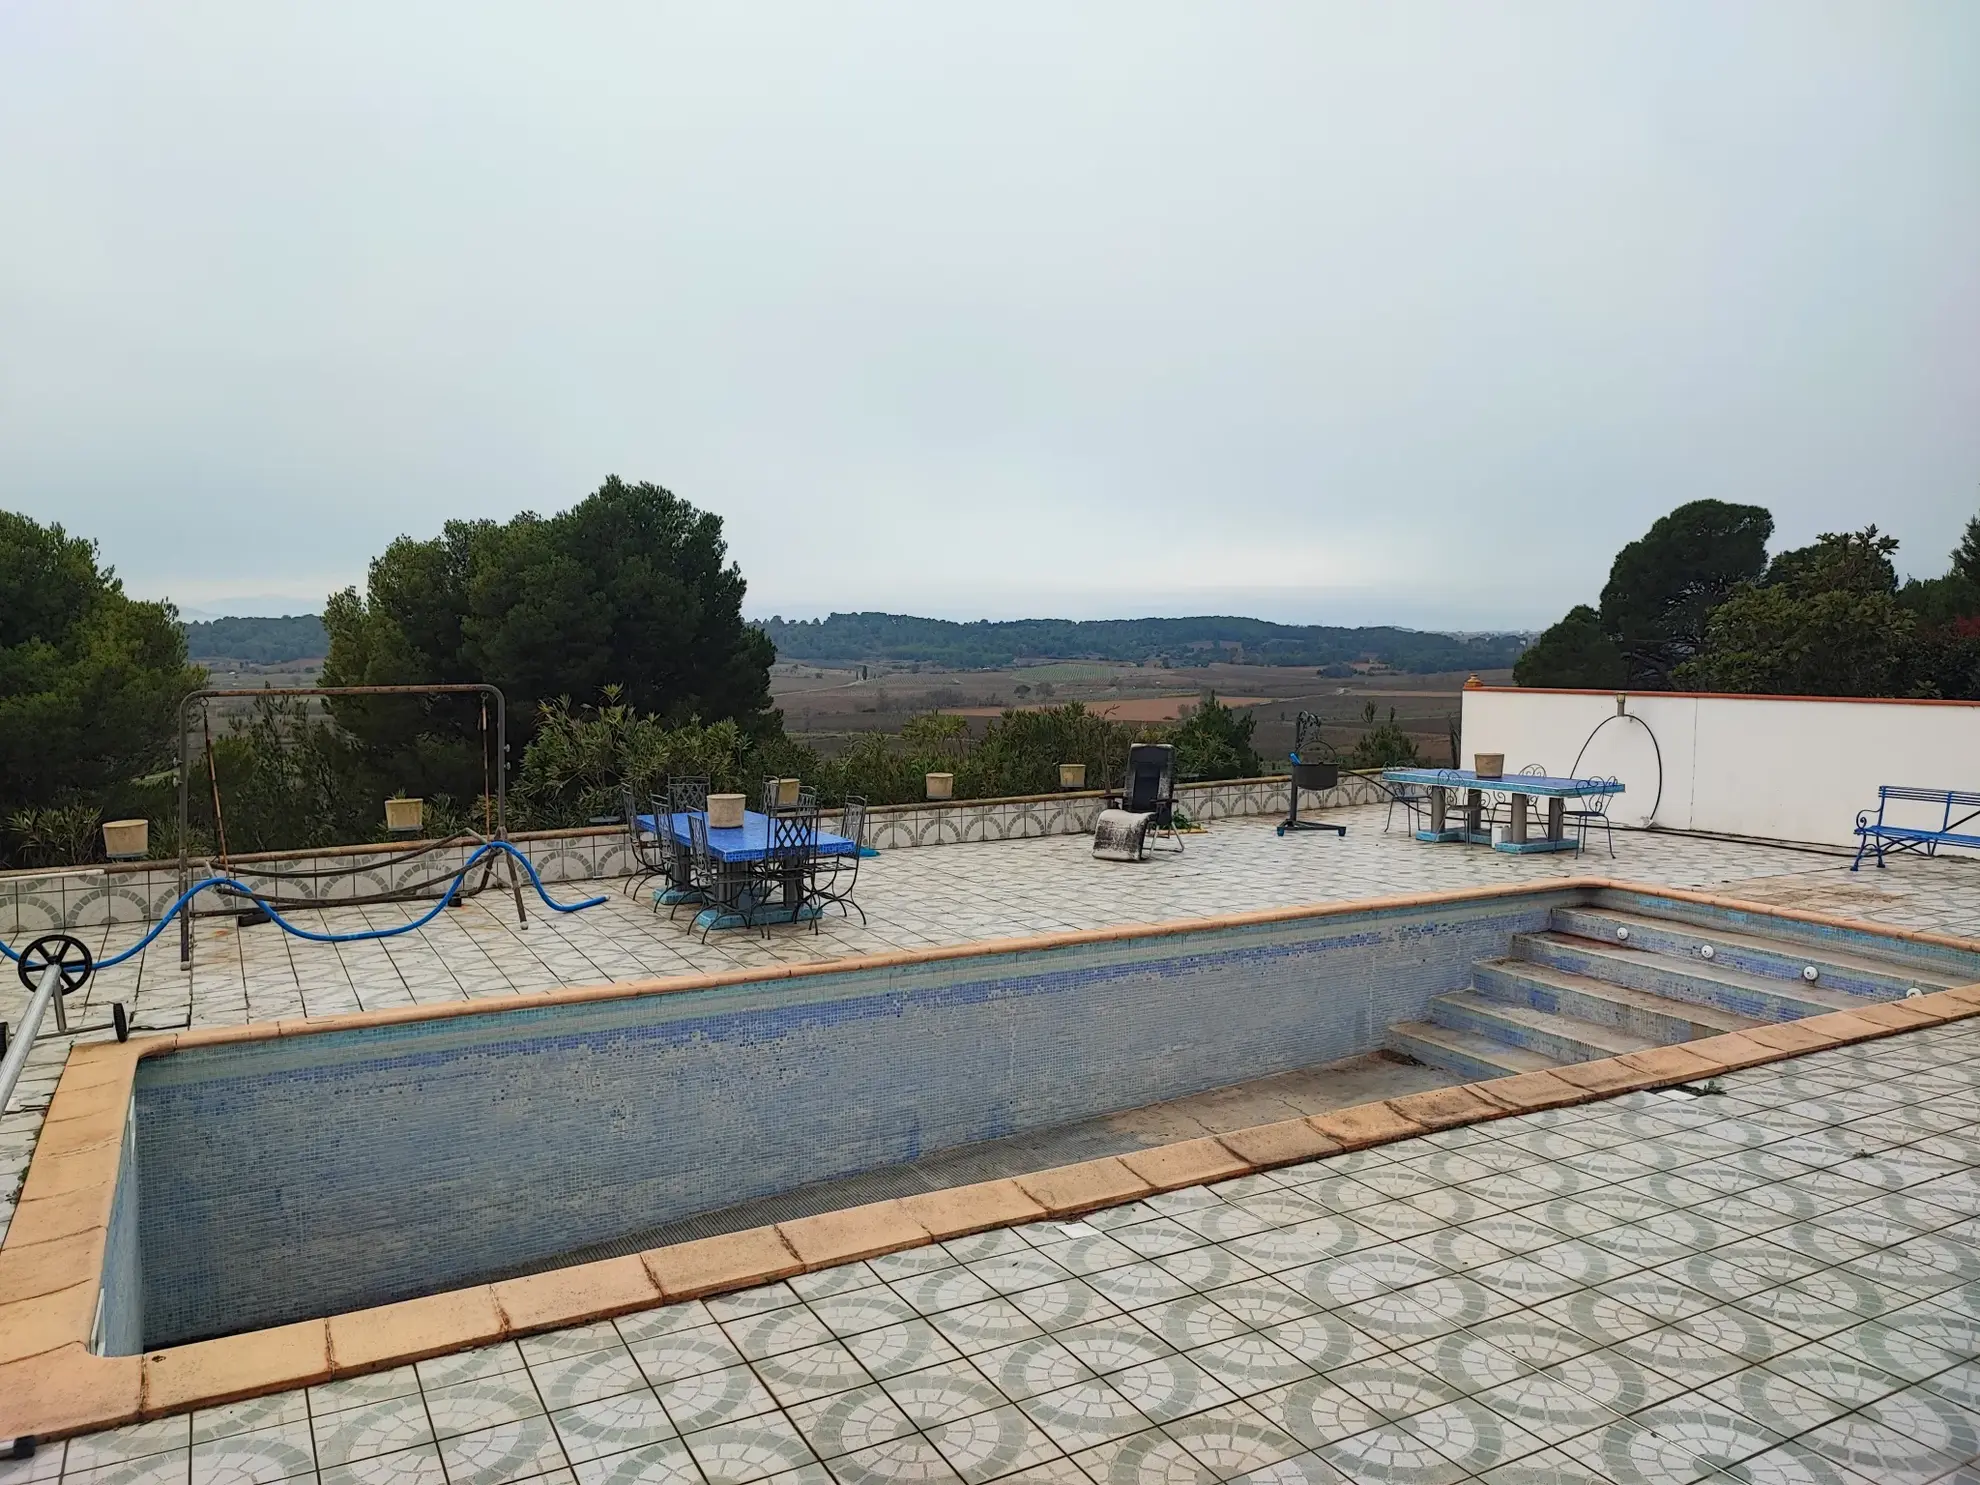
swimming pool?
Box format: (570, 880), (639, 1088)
(116, 883), (1574, 1350)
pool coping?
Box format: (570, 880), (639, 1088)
(4, 875), (1978, 1443)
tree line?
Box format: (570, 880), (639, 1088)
(759, 613), (1526, 673)
(1515, 500), (1980, 698)
(1, 479), (1274, 867)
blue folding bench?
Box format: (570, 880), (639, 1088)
(1853, 785), (1980, 870)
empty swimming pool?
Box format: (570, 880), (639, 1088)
(74, 880), (1978, 1354)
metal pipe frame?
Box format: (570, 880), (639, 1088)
(175, 684), (510, 967)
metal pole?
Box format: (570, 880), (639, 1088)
(0, 961), (63, 1119)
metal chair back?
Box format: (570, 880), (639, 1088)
(669, 776), (710, 814)
(1123, 744), (1176, 818)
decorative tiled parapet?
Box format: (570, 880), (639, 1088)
(0, 772), (1395, 929)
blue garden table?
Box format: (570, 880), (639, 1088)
(637, 811), (856, 930)
(1380, 769), (1624, 854)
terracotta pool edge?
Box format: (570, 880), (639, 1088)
(3, 888), (1978, 1441)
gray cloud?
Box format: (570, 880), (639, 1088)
(2, 1), (1975, 626)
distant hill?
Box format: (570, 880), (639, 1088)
(756, 613), (1530, 673)
(183, 614), (327, 663)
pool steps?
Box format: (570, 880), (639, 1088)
(1388, 904), (1956, 1080)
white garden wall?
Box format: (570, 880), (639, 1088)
(1459, 686), (1980, 849)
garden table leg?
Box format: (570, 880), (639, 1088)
(1509, 794), (1528, 844)
(1547, 797), (1566, 842)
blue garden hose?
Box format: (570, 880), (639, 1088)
(0, 840), (606, 969)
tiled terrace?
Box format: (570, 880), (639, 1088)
(6, 808), (1980, 1485)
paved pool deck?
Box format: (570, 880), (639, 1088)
(5, 810), (1980, 1484)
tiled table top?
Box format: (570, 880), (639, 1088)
(17, 1013), (1980, 1485)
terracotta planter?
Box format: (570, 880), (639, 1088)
(1059, 764), (1087, 790)
(102, 819), (149, 860)
(707, 793), (746, 829)
(1473, 753), (1505, 779)
(925, 773), (955, 801)
(772, 778), (801, 808)
(384, 797), (424, 833)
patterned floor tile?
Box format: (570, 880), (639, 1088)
(753, 1341), (877, 1408)
(970, 1335), (1095, 1403)
(320, 1441), (448, 1485)
(1185, 1335), (1311, 1398)
(1083, 1262), (1199, 1312)
(631, 1327), (751, 1386)
(1008, 1278), (1124, 1334)
(786, 1383), (918, 1460)
(809, 1293), (923, 1340)
(686, 1414), (820, 1485)
(1395, 1397), (1548, 1474)
(551, 1391), (678, 1465)
(525, 1322), (633, 1366)
(1072, 1427), (1219, 1485)
(1391, 1329), (1531, 1396)
(1801, 1405), (1966, 1483)
(1220, 1449), (1349, 1485)
(64, 1418), (193, 1472)
(726, 1307), (839, 1361)
(1151, 1247), (1266, 1295)
(1160, 1400), (1305, 1479)
(191, 1390), (308, 1445)
(925, 1403), (1064, 1484)
(312, 1394), (436, 1469)
(1313, 1422), (1465, 1485)
(424, 1375), (547, 1442)
(189, 1418), (319, 1485)
(1019, 1379), (1154, 1451)
(927, 1297), (1048, 1354)
(570, 1437), (702, 1485)
(652, 1364), (782, 1434)
(437, 1414), (569, 1485)
(827, 1433), (962, 1485)
(533, 1346), (651, 1410)
(308, 1365), (423, 1419)
(417, 1341), (528, 1389)
(1056, 1319), (1174, 1377)
(842, 1320), (968, 1382)
(881, 1360), (1008, 1428)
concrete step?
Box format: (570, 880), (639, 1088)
(1429, 990), (1658, 1065)
(1513, 931), (1871, 1022)
(1386, 1020), (1564, 1082)
(1549, 906), (1964, 999)
(1470, 959), (1766, 1044)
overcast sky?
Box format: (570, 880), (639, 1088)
(2, 3), (1976, 628)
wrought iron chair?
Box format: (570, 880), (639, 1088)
(1381, 778), (1431, 835)
(668, 776), (710, 814)
(1568, 776), (1619, 857)
(1105, 743), (1183, 852)
(669, 810), (718, 927)
(620, 785), (672, 897)
(811, 796), (868, 925)
(750, 800), (821, 935)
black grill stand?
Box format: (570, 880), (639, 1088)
(1276, 712), (1348, 838)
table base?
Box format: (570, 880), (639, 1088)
(692, 901), (823, 932)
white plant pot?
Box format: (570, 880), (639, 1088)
(102, 819), (149, 860)
(707, 793), (747, 829)
(384, 797), (424, 833)
(773, 778), (801, 808)
(925, 773), (955, 801)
